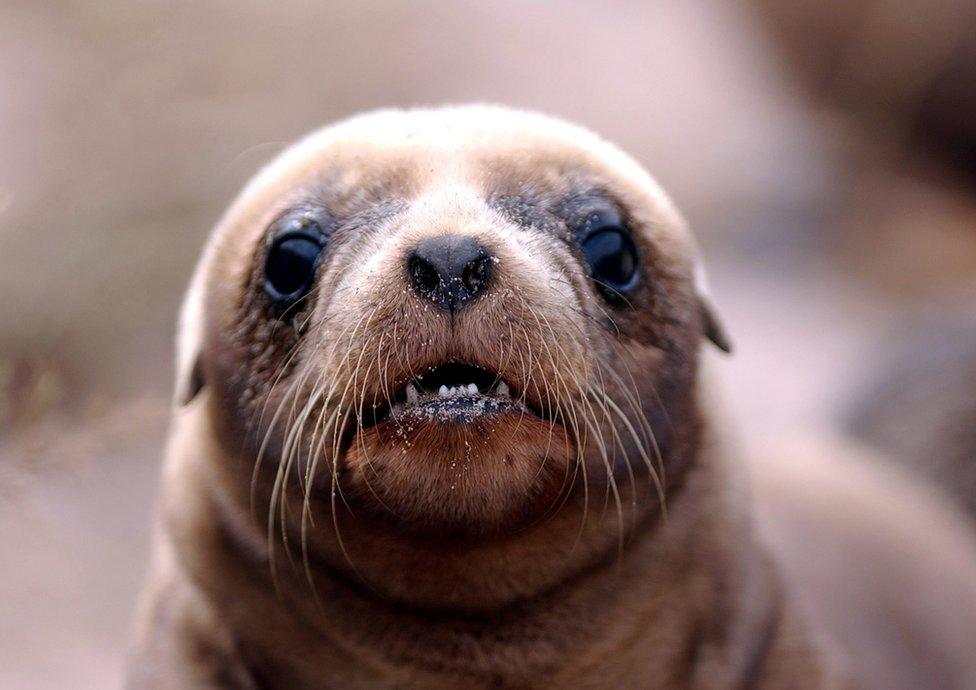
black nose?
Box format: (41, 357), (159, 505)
(407, 235), (494, 313)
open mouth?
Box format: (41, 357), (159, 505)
(363, 362), (539, 428)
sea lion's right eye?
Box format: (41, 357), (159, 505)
(263, 221), (326, 306)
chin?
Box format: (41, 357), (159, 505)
(346, 370), (574, 540)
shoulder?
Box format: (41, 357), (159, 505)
(747, 433), (976, 690)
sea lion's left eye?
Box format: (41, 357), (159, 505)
(580, 217), (640, 302)
(264, 221), (326, 306)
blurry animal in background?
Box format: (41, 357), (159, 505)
(753, 0), (976, 297)
(846, 312), (976, 519)
(753, 0), (976, 181)
(753, 2), (976, 536)
(127, 106), (976, 689)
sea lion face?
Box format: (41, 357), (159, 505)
(183, 107), (718, 606)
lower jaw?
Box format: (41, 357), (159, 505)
(343, 414), (572, 539)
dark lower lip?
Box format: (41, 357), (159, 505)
(361, 394), (544, 429)
(403, 395), (526, 422)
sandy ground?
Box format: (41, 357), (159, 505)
(0, 401), (166, 687)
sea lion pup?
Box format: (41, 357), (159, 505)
(127, 105), (976, 689)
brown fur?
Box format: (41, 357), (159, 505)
(127, 106), (975, 689)
(846, 313), (976, 519)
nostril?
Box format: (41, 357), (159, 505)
(462, 254), (491, 294)
(408, 254), (441, 295)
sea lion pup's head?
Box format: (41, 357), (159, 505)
(176, 106), (729, 610)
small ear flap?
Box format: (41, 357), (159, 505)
(176, 352), (205, 406)
(694, 264), (732, 354)
(174, 266), (207, 406)
(700, 296), (732, 354)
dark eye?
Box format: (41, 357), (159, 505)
(264, 223), (326, 306)
(581, 223), (640, 302)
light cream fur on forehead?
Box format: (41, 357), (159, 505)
(233, 106), (693, 240)
(175, 105), (714, 404)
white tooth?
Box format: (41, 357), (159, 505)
(497, 381), (510, 397)
(438, 385), (449, 397)
(406, 383), (419, 404)
(467, 383), (478, 394)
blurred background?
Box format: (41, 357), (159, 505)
(2, 1), (975, 686)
